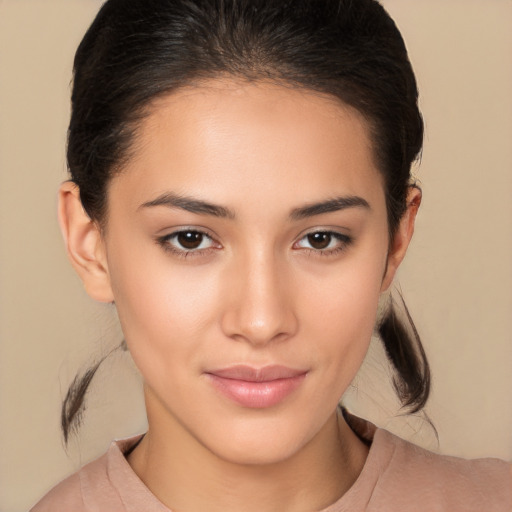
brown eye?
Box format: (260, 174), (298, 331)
(307, 232), (332, 249)
(294, 230), (352, 254)
(158, 229), (218, 256)
(176, 231), (205, 249)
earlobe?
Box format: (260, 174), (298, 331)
(58, 181), (114, 303)
(381, 186), (422, 292)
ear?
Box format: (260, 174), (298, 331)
(58, 181), (114, 303)
(381, 186), (422, 292)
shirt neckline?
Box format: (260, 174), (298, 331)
(106, 411), (392, 511)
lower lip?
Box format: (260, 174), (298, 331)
(206, 374), (307, 408)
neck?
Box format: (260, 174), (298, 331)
(128, 398), (368, 512)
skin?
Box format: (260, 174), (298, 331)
(58, 79), (420, 512)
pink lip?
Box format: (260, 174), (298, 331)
(206, 365), (307, 408)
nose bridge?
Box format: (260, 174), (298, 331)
(222, 245), (296, 345)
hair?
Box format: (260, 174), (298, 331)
(62, 0), (430, 442)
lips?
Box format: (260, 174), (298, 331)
(205, 365), (307, 408)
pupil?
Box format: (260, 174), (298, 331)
(178, 231), (203, 249)
(308, 232), (331, 249)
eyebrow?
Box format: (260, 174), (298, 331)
(290, 196), (370, 220)
(139, 192), (370, 220)
(139, 192), (236, 219)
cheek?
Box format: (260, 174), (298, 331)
(299, 250), (385, 390)
(105, 235), (222, 379)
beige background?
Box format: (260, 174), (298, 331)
(0, 1), (511, 510)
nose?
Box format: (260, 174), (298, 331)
(220, 251), (298, 346)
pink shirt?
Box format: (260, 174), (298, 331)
(31, 415), (512, 511)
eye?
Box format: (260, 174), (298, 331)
(158, 229), (219, 255)
(294, 231), (351, 254)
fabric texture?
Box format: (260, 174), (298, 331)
(31, 414), (512, 512)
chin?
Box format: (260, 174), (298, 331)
(211, 436), (307, 466)
(196, 413), (326, 467)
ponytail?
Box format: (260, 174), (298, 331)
(61, 340), (126, 444)
(378, 293), (431, 414)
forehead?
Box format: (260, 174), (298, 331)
(110, 79), (385, 214)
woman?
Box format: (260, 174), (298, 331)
(30, 0), (511, 510)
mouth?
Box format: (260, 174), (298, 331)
(205, 365), (308, 408)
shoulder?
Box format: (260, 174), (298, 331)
(29, 451), (126, 512)
(371, 428), (512, 511)
(29, 453), (107, 511)
(341, 410), (512, 511)
(29, 436), (145, 512)
(30, 470), (84, 511)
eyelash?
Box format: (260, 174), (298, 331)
(156, 229), (353, 259)
(156, 229), (219, 259)
(294, 231), (353, 257)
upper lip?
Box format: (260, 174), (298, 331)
(207, 365), (307, 382)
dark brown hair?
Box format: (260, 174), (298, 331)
(62, 0), (430, 442)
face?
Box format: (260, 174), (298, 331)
(86, 80), (396, 464)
